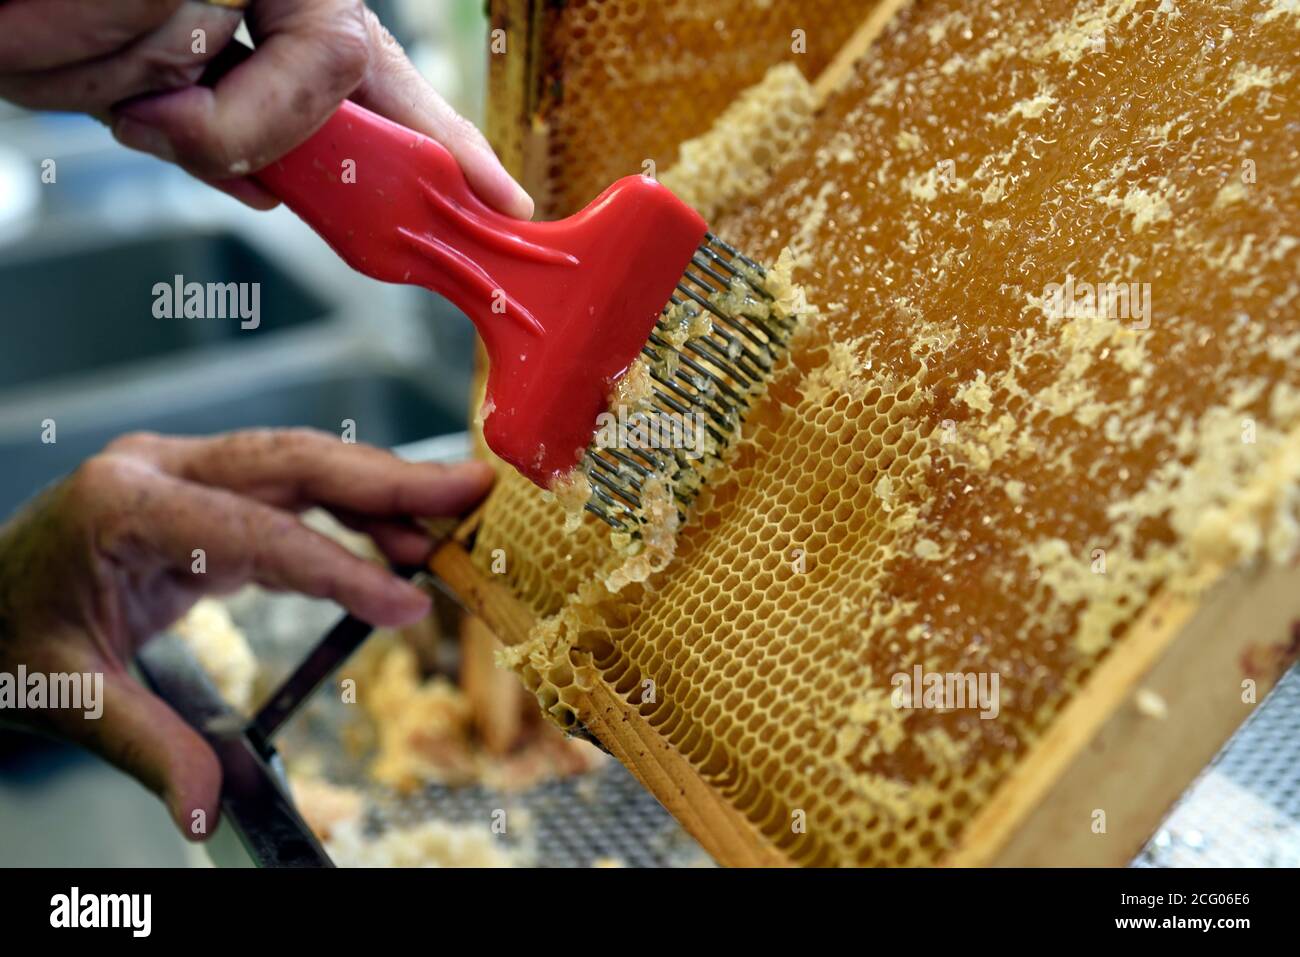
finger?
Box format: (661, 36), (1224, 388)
(99, 677), (223, 842)
(330, 511), (435, 567)
(116, 428), (495, 519)
(104, 468), (433, 627)
(201, 175), (282, 210)
(0, 4), (238, 113)
(110, 0), (371, 179)
(0, 0), (184, 73)
(350, 7), (534, 220)
(36, 658), (221, 842)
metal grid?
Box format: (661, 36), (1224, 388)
(366, 761), (709, 868)
(1135, 662), (1300, 867)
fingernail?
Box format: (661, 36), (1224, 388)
(511, 181), (535, 221)
(394, 581), (432, 620)
(112, 116), (177, 163)
(454, 459), (495, 482)
(477, 144), (534, 220)
(427, 458), (493, 488)
(163, 787), (189, 836)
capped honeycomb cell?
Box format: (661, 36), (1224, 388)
(488, 0), (876, 219)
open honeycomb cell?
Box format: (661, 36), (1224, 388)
(475, 0), (1300, 865)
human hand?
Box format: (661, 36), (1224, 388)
(0, 428), (492, 839)
(0, 0), (533, 216)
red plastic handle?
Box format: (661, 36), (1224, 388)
(252, 101), (707, 486)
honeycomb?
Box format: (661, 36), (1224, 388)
(660, 63), (818, 222)
(489, 0), (875, 219)
(474, 0), (1300, 866)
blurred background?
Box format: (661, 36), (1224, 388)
(0, 0), (490, 865)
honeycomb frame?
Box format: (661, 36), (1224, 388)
(468, 0), (1300, 866)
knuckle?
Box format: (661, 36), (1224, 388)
(363, 6), (406, 62)
(103, 431), (160, 456)
(278, 427), (334, 452)
(445, 109), (491, 154)
(217, 427), (272, 455)
(231, 427), (331, 477)
(283, 425), (330, 441)
(320, 6), (371, 91)
(145, 59), (205, 94)
(170, 122), (242, 177)
(66, 454), (133, 506)
(141, 54), (205, 94)
(260, 510), (301, 542)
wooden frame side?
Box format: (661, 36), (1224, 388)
(812, 0), (913, 105)
(575, 678), (796, 867)
(948, 499), (1300, 865)
(948, 560), (1300, 866)
(485, 0), (551, 202)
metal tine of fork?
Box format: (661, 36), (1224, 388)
(694, 296), (780, 361)
(647, 370), (733, 437)
(699, 236), (772, 301)
(585, 479), (636, 518)
(704, 251), (794, 341)
(584, 500), (629, 531)
(693, 329), (769, 382)
(631, 424), (695, 477)
(681, 338), (756, 392)
(595, 436), (668, 479)
(630, 433), (692, 482)
(675, 282), (738, 331)
(643, 335), (746, 414)
(675, 278), (786, 354)
(689, 253), (738, 290)
(585, 456), (642, 503)
(599, 444), (692, 509)
(681, 338), (759, 397)
(691, 274), (791, 349)
(671, 347), (748, 407)
(604, 447), (655, 479)
(698, 233), (768, 282)
(708, 318), (776, 369)
(589, 474), (640, 513)
(705, 231), (767, 277)
(606, 436), (669, 476)
(660, 290), (773, 363)
(651, 314), (739, 375)
(650, 386), (729, 447)
(617, 427), (676, 473)
(587, 449), (644, 494)
(696, 241), (764, 295)
(677, 289), (777, 371)
(642, 358), (738, 441)
(679, 329), (759, 385)
(649, 320), (747, 381)
(586, 472), (641, 513)
(665, 300), (778, 378)
(648, 379), (719, 424)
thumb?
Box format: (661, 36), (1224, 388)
(62, 670), (223, 842)
(351, 8), (534, 220)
